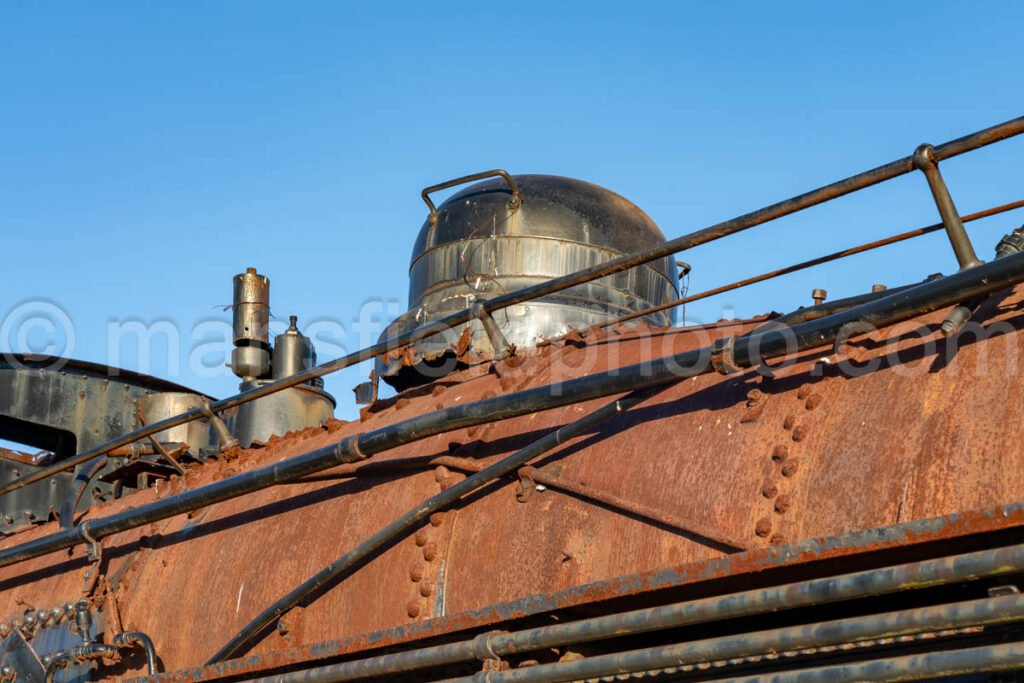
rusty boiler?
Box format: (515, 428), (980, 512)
(1, 118), (1024, 682)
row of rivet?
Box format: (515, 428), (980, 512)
(0, 602), (79, 640)
(756, 383), (822, 543)
(407, 466), (461, 619)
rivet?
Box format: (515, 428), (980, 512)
(770, 533), (786, 545)
(429, 512), (444, 527)
(754, 518), (772, 537)
(805, 394), (823, 410)
(774, 494), (792, 514)
(782, 460), (800, 477)
(414, 529), (429, 547)
(782, 415), (796, 430)
(771, 445), (789, 461)
(746, 388), (764, 405)
(407, 601), (421, 618)
(761, 482), (779, 499)
(410, 566), (424, 582)
(423, 542), (438, 562)
(796, 386), (812, 400)
(419, 580), (434, 597)
(276, 619), (290, 635)
(792, 426), (808, 442)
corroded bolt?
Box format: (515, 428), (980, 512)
(774, 494), (792, 514)
(762, 482), (779, 499)
(782, 460), (800, 477)
(812, 289), (827, 305)
(805, 394), (823, 410)
(754, 518), (772, 537)
(792, 426), (809, 442)
(276, 619), (290, 635)
(771, 445), (789, 462)
(782, 415), (796, 430)
(872, 284), (887, 293)
(419, 580), (434, 598)
(746, 388), (764, 406)
(423, 542), (438, 562)
(407, 601), (421, 618)
(414, 529), (429, 547)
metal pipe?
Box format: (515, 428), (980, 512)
(44, 643), (117, 683)
(2, 116), (1020, 497)
(114, 631), (159, 675)
(601, 197), (1024, 329)
(4, 245), (1024, 572)
(207, 385), (669, 664)
(233, 546), (1024, 683)
(438, 595), (1024, 683)
(699, 643), (1024, 683)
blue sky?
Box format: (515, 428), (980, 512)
(1, 1), (1022, 420)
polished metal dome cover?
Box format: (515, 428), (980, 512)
(379, 173), (678, 388)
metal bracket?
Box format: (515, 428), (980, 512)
(79, 525), (103, 596)
(201, 403), (239, 452)
(514, 467), (537, 503)
(711, 336), (743, 375)
(471, 300), (516, 360)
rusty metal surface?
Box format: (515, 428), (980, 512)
(132, 503), (1024, 682)
(3, 279), (1024, 679)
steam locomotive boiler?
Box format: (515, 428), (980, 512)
(1, 118), (1024, 683)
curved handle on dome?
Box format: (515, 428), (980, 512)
(421, 169), (523, 226)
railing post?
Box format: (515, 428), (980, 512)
(912, 143), (982, 269)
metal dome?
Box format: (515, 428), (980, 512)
(379, 173), (679, 388)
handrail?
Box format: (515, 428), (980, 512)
(601, 198), (1024, 329)
(0, 115), (1021, 499)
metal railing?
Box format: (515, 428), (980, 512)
(2, 115), (1021, 499)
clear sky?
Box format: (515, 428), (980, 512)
(1, 1), (1022, 420)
